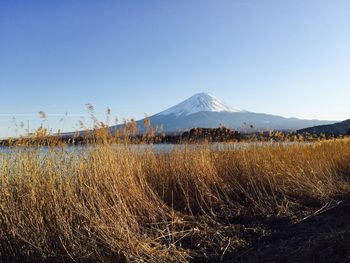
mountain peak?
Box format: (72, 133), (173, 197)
(158, 92), (241, 117)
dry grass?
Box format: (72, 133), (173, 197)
(0, 136), (350, 262)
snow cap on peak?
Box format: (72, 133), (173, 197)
(159, 92), (240, 117)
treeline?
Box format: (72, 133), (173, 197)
(1, 127), (348, 147)
(0, 127), (244, 146)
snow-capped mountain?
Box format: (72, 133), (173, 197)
(158, 93), (240, 117)
(110, 93), (335, 134)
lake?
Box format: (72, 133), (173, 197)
(0, 142), (300, 156)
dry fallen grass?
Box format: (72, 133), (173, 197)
(0, 137), (350, 262)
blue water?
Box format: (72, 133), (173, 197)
(0, 142), (298, 156)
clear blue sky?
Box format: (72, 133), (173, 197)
(0, 0), (349, 137)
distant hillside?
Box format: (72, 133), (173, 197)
(298, 119), (350, 136)
(109, 93), (335, 134)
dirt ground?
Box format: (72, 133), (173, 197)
(226, 199), (350, 263)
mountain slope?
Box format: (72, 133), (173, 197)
(158, 92), (241, 116)
(298, 119), (350, 136)
(110, 93), (335, 134)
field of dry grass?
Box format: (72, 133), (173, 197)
(1, 136), (350, 262)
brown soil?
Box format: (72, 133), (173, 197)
(227, 199), (350, 263)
